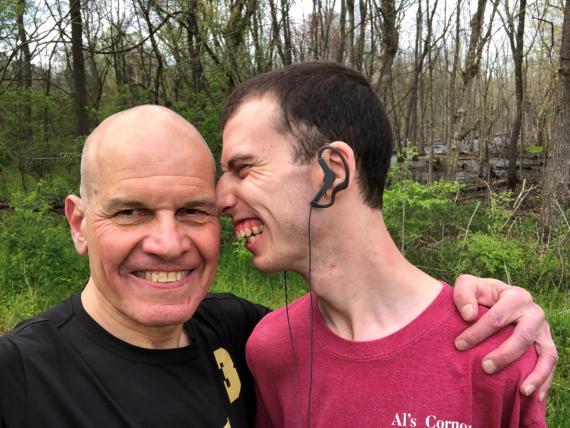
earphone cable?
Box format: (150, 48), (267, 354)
(307, 206), (315, 428)
(284, 271), (303, 428)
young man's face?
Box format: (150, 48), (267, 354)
(70, 114), (220, 329)
(217, 97), (314, 274)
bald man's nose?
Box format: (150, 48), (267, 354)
(142, 215), (191, 259)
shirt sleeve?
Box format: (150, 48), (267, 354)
(0, 338), (26, 428)
(519, 393), (547, 427)
(254, 382), (276, 428)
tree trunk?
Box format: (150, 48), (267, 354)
(374, 0), (399, 108)
(139, 0), (166, 104)
(337, 0), (347, 63)
(445, 1), (461, 170)
(447, 0), (496, 180)
(223, 0), (256, 88)
(16, 0), (32, 142)
(269, 0), (286, 65)
(355, 0), (368, 71)
(541, 0), (570, 241)
(70, 0), (89, 135)
(187, 0), (206, 92)
(505, 0), (527, 190)
(404, 0), (423, 149)
(347, 0), (355, 65)
(281, 0), (293, 65)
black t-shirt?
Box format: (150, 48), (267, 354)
(0, 292), (269, 428)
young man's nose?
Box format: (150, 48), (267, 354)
(216, 175), (237, 216)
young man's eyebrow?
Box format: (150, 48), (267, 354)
(226, 154), (255, 171)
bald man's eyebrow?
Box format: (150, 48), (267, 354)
(180, 197), (217, 211)
(104, 197), (216, 212)
(105, 198), (146, 212)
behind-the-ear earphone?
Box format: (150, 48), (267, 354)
(310, 145), (350, 208)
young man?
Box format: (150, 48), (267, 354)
(216, 63), (549, 426)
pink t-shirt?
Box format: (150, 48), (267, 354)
(246, 284), (546, 427)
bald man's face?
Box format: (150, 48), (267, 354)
(66, 109), (220, 329)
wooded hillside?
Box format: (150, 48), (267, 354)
(0, 0), (568, 234)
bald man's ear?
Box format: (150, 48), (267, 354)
(65, 195), (88, 255)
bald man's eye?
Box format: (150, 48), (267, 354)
(114, 208), (149, 219)
(177, 208), (214, 223)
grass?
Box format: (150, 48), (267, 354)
(211, 239), (307, 307)
(0, 197), (567, 425)
(536, 290), (570, 427)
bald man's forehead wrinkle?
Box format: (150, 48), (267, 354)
(78, 105), (214, 204)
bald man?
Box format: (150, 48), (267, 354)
(0, 106), (555, 428)
(0, 106), (269, 428)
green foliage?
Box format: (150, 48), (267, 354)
(0, 0), (18, 39)
(0, 179), (88, 329)
(0, 173), (567, 426)
(172, 94), (223, 158)
(213, 216), (306, 307)
(454, 232), (526, 278)
(0, 87), (77, 196)
(383, 176), (463, 258)
(0, 143), (13, 168)
(527, 145), (544, 154)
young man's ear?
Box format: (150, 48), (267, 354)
(326, 141), (355, 183)
(311, 141), (356, 207)
(64, 195), (88, 255)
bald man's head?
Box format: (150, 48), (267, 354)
(80, 105), (214, 204)
(65, 104), (221, 334)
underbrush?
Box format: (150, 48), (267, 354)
(0, 178), (567, 425)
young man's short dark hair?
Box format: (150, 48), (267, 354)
(221, 62), (394, 208)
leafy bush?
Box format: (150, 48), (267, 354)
(454, 232), (526, 278)
(0, 180), (88, 322)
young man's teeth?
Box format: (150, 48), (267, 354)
(137, 271), (189, 282)
(236, 223), (264, 240)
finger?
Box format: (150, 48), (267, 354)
(537, 372), (555, 403)
(454, 288), (533, 351)
(453, 275), (480, 321)
(453, 275), (508, 321)
(478, 323), (537, 374)
(520, 326), (558, 400)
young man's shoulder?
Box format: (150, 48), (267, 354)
(414, 285), (537, 383)
(246, 293), (310, 353)
(464, 304), (537, 384)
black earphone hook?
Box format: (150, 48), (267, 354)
(310, 145), (350, 208)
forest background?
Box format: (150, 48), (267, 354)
(0, 0), (568, 424)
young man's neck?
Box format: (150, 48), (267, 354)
(308, 208), (442, 341)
